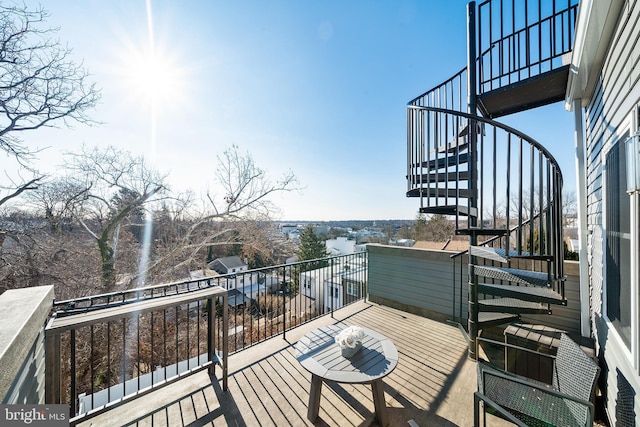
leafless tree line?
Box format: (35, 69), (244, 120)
(0, 4), (300, 298)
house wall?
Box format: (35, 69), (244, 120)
(367, 244), (459, 322)
(519, 261), (581, 333)
(326, 237), (356, 255)
(322, 280), (343, 313)
(583, 1), (640, 423)
(367, 244), (582, 333)
(0, 286), (54, 404)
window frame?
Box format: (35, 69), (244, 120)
(602, 117), (638, 367)
(346, 282), (358, 297)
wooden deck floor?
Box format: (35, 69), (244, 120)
(78, 301), (480, 427)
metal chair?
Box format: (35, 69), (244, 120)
(474, 333), (600, 426)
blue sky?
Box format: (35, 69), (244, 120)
(18, 0), (575, 221)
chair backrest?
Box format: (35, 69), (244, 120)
(553, 334), (600, 424)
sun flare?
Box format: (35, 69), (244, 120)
(122, 45), (186, 107)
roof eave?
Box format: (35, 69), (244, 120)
(565, 0), (625, 111)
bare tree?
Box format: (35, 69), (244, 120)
(0, 176), (41, 208)
(143, 146), (300, 281)
(0, 211), (101, 296)
(0, 4), (99, 210)
(407, 212), (455, 242)
(11, 145), (299, 296)
(26, 177), (87, 234)
(207, 145), (298, 218)
(562, 191), (577, 228)
(424, 214), (455, 241)
(0, 4), (99, 161)
(65, 145), (167, 290)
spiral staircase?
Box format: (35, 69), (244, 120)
(407, 0), (579, 357)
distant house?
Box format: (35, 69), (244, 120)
(227, 289), (253, 309)
(208, 256), (248, 275)
(388, 239), (415, 247)
(206, 256), (248, 290)
(206, 256), (278, 302)
(300, 255), (367, 314)
(279, 224), (299, 236)
(237, 283), (266, 299)
(322, 269), (366, 313)
(354, 243), (367, 253)
(326, 236), (356, 255)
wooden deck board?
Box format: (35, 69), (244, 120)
(77, 301), (481, 427)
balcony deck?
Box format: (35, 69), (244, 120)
(77, 301), (481, 427)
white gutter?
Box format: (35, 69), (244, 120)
(573, 100), (590, 337)
(565, 0), (625, 110)
(565, 0), (626, 337)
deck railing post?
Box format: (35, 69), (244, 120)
(282, 269), (287, 339)
(44, 326), (61, 404)
(207, 296), (214, 377)
(222, 291), (229, 391)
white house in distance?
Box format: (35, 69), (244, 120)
(320, 266), (367, 314)
(325, 236), (355, 255)
(206, 256), (248, 290)
(205, 256), (277, 298)
(326, 236), (368, 256)
(299, 254), (367, 314)
(208, 256), (248, 275)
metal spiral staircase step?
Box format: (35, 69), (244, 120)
(430, 138), (469, 156)
(477, 66), (571, 119)
(456, 228), (509, 236)
(406, 188), (474, 199)
(421, 152), (468, 169)
(473, 265), (551, 287)
(418, 205), (477, 217)
(469, 246), (554, 263)
(478, 282), (566, 305)
(408, 171), (470, 185)
(478, 297), (551, 314)
(478, 312), (520, 329)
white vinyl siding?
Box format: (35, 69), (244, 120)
(582, 0), (640, 422)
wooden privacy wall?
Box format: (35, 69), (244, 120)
(367, 244), (581, 333)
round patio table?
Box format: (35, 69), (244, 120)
(295, 324), (398, 427)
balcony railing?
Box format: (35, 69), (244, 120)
(477, 0), (578, 94)
(41, 252), (367, 425)
(45, 286), (229, 425)
(2, 247), (585, 425)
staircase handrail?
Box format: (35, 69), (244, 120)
(408, 66), (467, 110)
(449, 211), (544, 260)
(407, 105), (564, 176)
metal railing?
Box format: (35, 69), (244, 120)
(407, 106), (564, 325)
(407, 0), (578, 112)
(408, 66), (467, 111)
(44, 253), (368, 424)
(406, 0), (572, 357)
(166, 253), (367, 353)
(477, 0), (578, 94)
(46, 287), (229, 425)
(449, 213), (564, 325)
(407, 106), (563, 262)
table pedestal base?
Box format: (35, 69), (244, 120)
(307, 374), (389, 427)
